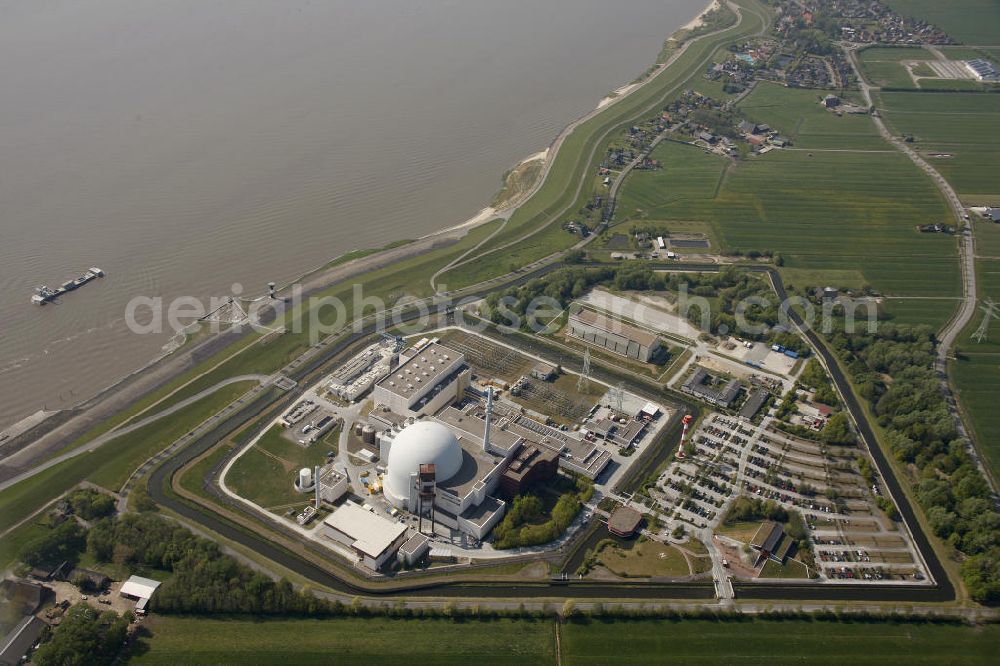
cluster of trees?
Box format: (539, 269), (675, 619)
(33, 604), (130, 666)
(829, 323), (1000, 603)
(18, 522), (86, 568)
(86, 514), (327, 615)
(485, 264), (806, 352)
(820, 412), (855, 446)
(723, 496), (788, 525)
(67, 489), (115, 521)
(484, 266), (613, 324)
(493, 477), (592, 550)
(799, 359), (839, 406)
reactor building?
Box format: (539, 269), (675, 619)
(363, 337), (612, 542)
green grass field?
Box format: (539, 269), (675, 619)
(760, 557), (810, 579)
(132, 616), (555, 665)
(874, 91), (1000, 196)
(130, 615), (1000, 665)
(616, 141), (728, 220)
(882, 298), (960, 331)
(561, 618), (1000, 665)
(739, 83), (885, 149)
(598, 540), (692, 578)
(883, 0), (1000, 45)
(953, 355), (1000, 478)
(616, 144), (958, 301)
(858, 46), (928, 89)
(226, 425), (333, 510)
(938, 47), (1000, 63)
(953, 257), (1000, 480)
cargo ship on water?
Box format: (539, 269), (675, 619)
(31, 267), (105, 305)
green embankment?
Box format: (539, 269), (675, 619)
(0, 221), (503, 538)
(0, 381), (254, 537)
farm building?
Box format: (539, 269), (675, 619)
(568, 309), (661, 362)
(964, 59), (1000, 81)
(120, 575), (161, 614)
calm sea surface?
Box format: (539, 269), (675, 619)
(0, 0), (705, 430)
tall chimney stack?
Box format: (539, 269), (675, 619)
(483, 386), (494, 454)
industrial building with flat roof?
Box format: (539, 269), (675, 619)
(397, 532), (430, 566)
(607, 506), (643, 537)
(568, 309), (661, 362)
(373, 410), (511, 540)
(498, 444), (559, 499)
(682, 367), (741, 408)
(739, 388), (769, 420)
(372, 339), (469, 415)
(322, 501), (409, 570)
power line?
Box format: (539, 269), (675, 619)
(972, 298), (998, 344)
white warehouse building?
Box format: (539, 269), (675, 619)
(371, 340), (469, 415)
(321, 501), (409, 571)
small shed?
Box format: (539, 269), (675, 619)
(530, 362), (557, 381)
(120, 575), (161, 614)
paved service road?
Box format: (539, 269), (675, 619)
(846, 45), (992, 492)
(0, 374), (271, 495)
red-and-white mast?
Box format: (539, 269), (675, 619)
(677, 414), (693, 459)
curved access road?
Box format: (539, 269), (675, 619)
(846, 45), (991, 492)
(0, 374), (270, 494)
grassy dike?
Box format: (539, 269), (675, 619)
(438, 0), (770, 289)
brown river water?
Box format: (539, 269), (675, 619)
(0, 0), (706, 432)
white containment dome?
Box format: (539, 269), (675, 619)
(384, 421), (463, 509)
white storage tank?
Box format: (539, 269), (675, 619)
(299, 467), (313, 489)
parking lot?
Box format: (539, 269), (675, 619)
(642, 411), (928, 583)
